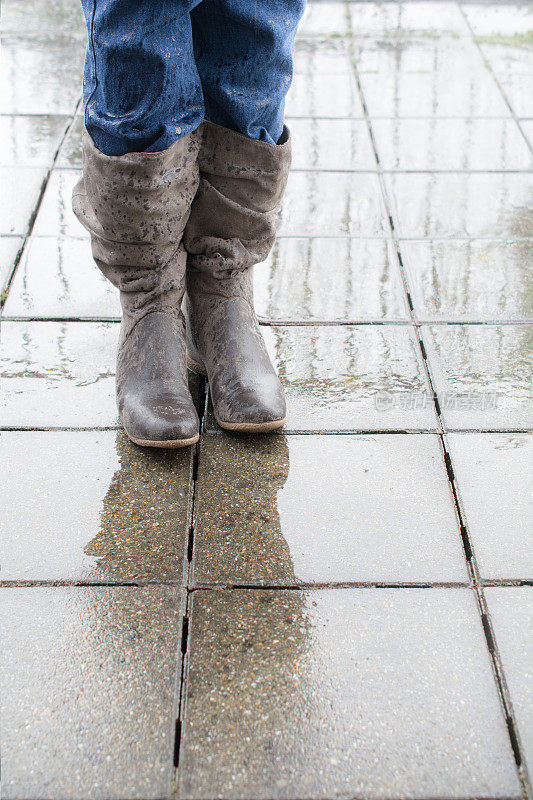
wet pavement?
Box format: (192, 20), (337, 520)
(0, 0), (531, 798)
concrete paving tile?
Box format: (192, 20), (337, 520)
(0, 166), (47, 235)
(0, 235), (23, 292)
(480, 43), (533, 118)
(289, 119), (376, 170)
(32, 169), (88, 238)
(205, 324), (437, 431)
(400, 240), (533, 321)
(280, 172), (389, 236)
(359, 67), (509, 118)
(293, 37), (352, 75)
(447, 433), (532, 580)
(0, 585), (183, 800)
(520, 120), (533, 148)
(0, 114), (70, 167)
(299, 1), (348, 37)
(179, 588), (520, 799)
(1, 35), (85, 114)
(0, 320), (118, 427)
(0, 430), (192, 582)
(3, 236), (121, 319)
(1, 0), (86, 34)
(285, 72), (364, 118)
(255, 238), (408, 322)
(463, 4), (533, 38)
(385, 173), (533, 238)
(421, 324), (533, 429)
(372, 118), (533, 170)
(352, 33), (489, 75)
(349, 2), (471, 36)
(192, 433), (467, 586)
(485, 587), (533, 773)
(56, 114), (83, 168)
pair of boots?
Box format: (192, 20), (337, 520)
(73, 122), (291, 447)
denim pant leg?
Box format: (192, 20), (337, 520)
(79, 0), (205, 155)
(190, 0), (306, 144)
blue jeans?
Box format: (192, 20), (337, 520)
(80, 0), (306, 156)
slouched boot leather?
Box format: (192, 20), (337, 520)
(72, 128), (201, 447)
(183, 121), (291, 432)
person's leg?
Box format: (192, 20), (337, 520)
(183, 0), (305, 432)
(190, 0), (304, 144)
(73, 0), (204, 447)
(79, 0), (204, 155)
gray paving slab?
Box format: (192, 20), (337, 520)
(447, 433), (532, 580)
(485, 586), (533, 775)
(479, 42), (533, 118)
(352, 34), (492, 76)
(359, 67), (509, 118)
(0, 319), (201, 428)
(285, 71), (364, 118)
(289, 119), (377, 170)
(385, 173), (533, 238)
(32, 169), (88, 238)
(298, 1), (349, 37)
(0, 585), (183, 800)
(1, 0), (86, 34)
(179, 588), (520, 799)
(3, 235), (121, 319)
(0, 114), (70, 167)
(255, 238), (409, 322)
(0, 430), (192, 582)
(372, 118), (533, 170)
(56, 114), (84, 168)
(520, 120), (533, 149)
(349, 2), (471, 36)
(0, 166), (47, 236)
(463, 4), (533, 37)
(400, 240), (533, 322)
(205, 324), (437, 431)
(1, 34), (85, 115)
(293, 37), (352, 75)
(280, 172), (389, 236)
(0, 320), (118, 427)
(0, 235), (22, 292)
(422, 324), (533, 430)
(192, 433), (467, 586)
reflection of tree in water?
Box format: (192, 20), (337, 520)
(84, 432), (190, 581)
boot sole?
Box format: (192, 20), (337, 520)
(125, 430), (200, 449)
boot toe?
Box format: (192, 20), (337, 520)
(121, 390), (199, 447)
(214, 376), (286, 432)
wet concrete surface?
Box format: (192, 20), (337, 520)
(192, 433), (467, 585)
(1, 431), (193, 582)
(179, 588), (520, 799)
(1, 585), (184, 799)
(446, 433), (533, 579)
(1, 0), (531, 796)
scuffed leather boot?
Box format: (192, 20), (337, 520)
(72, 128), (201, 447)
(183, 121), (291, 432)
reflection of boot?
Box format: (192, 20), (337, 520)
(196, 434), (293, 584)
(72, 129), (201, 447)
(84, 432), (189, 581)
(183, 122), (291, 432)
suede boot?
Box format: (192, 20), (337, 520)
(72, 128), (201, 447)
(183, 121), (291, 432)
